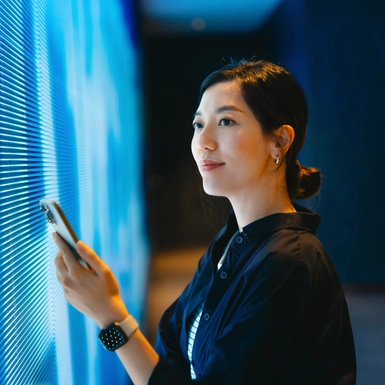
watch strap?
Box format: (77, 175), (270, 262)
(119, 314), (139, 339)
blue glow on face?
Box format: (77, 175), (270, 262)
(142, 0), (283, 33)
(0, 0), (147, 384)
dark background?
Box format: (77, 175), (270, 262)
(140, 0), (385, 284)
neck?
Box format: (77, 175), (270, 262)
(228, 184), (295, 231)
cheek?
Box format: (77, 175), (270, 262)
(226, 135), (256, 160)
(191, 136), (198, 162)
(228, 135), (269, 166)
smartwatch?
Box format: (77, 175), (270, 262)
(98, 315), (139, 352)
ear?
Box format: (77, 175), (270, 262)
(270, 125), (295, 161)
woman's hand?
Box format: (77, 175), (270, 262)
(53, 232), (129, 328)
(54, 233), (160, 383)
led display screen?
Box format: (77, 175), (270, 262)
(0, 0), (148, 384)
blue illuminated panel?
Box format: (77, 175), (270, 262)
(0, 0), (147, 384)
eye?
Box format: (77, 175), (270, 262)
(192, 121), (203, 130)
(219, 118), (234, 126)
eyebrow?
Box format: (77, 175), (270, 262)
(193, 105), (245, 118)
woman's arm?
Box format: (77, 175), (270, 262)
(53, 232), (159, 385)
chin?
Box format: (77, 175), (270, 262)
(202, 182), (228, 198)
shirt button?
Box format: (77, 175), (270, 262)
(220, 271), (228, 279)
(203, 313), (210, 321)
(235, 236), (243, 244)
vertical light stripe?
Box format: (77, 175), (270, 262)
(187, 301), (205, 379)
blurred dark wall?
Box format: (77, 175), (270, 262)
(277, 0), (385, 283)
(142, 0), (385, 284)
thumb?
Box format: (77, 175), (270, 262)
(76, 241), (105, 273)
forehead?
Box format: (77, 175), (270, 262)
(197, 80), (246, 112)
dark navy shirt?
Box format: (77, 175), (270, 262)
(148, 205), (356, 384)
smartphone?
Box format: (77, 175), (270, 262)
(40, 199), (88, 268)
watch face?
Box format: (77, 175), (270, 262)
(99, 323), (128, 352)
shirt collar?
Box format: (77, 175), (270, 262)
(226, 203), (322, 237)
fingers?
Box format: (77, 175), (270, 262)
(52, 233), (127, 326)
(76, 241), (106, 275)
(52, 232), (104, 275)
(54, 250), (77, 297)
(52, 232), (82, 270)
(54, 251), (66, 287)
(55, 250), (66, 273)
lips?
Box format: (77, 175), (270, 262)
(199, 159), (225, 172)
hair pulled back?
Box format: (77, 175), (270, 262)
(199, 59), (321, 200)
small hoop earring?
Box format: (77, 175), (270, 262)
(275, 155), (280, 165)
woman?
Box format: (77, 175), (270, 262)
(54, 60), (356, 384)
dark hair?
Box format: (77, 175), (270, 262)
(199, 59), (321, 200)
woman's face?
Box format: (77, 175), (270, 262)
(191, 80), (276, 199)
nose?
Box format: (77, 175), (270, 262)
(193, 124), (217, 152)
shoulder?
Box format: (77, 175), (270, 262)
(241, 205), (326, 271)
(243, 228), (331, 289)
(251, 228), (340, 293)
(257, 228), (325, 265)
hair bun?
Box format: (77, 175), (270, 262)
(296, 164), (321, 199)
